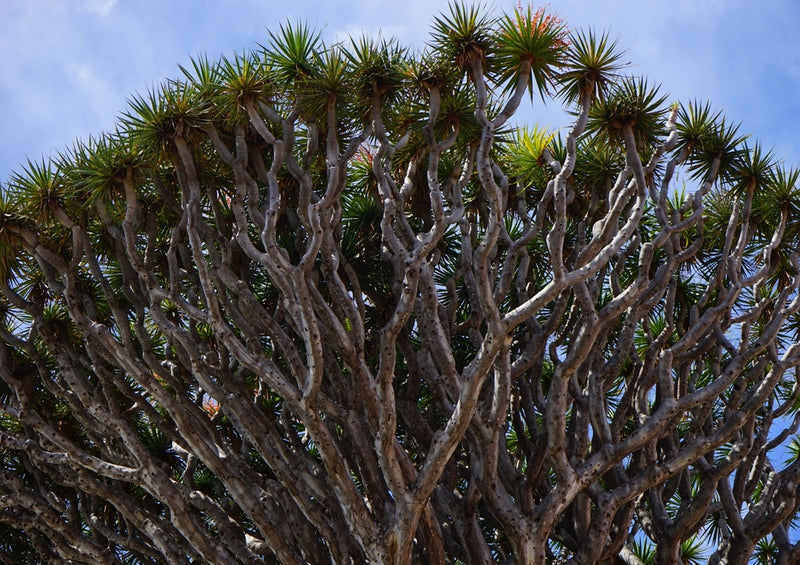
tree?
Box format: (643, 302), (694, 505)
(1, 3), (800, 563)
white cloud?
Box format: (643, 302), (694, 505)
(66, 63), (123, 131)
(80, 0), (118, 17)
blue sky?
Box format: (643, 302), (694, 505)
(2, 0), (799, 182)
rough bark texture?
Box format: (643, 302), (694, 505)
(1, 5), (800, 564)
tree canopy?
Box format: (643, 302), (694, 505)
(1, 3), (800, 564)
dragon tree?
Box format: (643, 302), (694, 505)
(1, 3), (800, 564)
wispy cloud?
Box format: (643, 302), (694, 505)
(65, 63), (123, 128)
(80, 0), (118, 18)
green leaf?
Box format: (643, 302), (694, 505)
(122, 80), (210, 152)
(495, 5), (569, 98)
(265, 21), (321, 87)
(558, 28), (626, 103)
(429, 2), (495, 75)
(8, 158), (65, 223)
(587, 76), (668, 150)
(677, 101), (748, 183)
